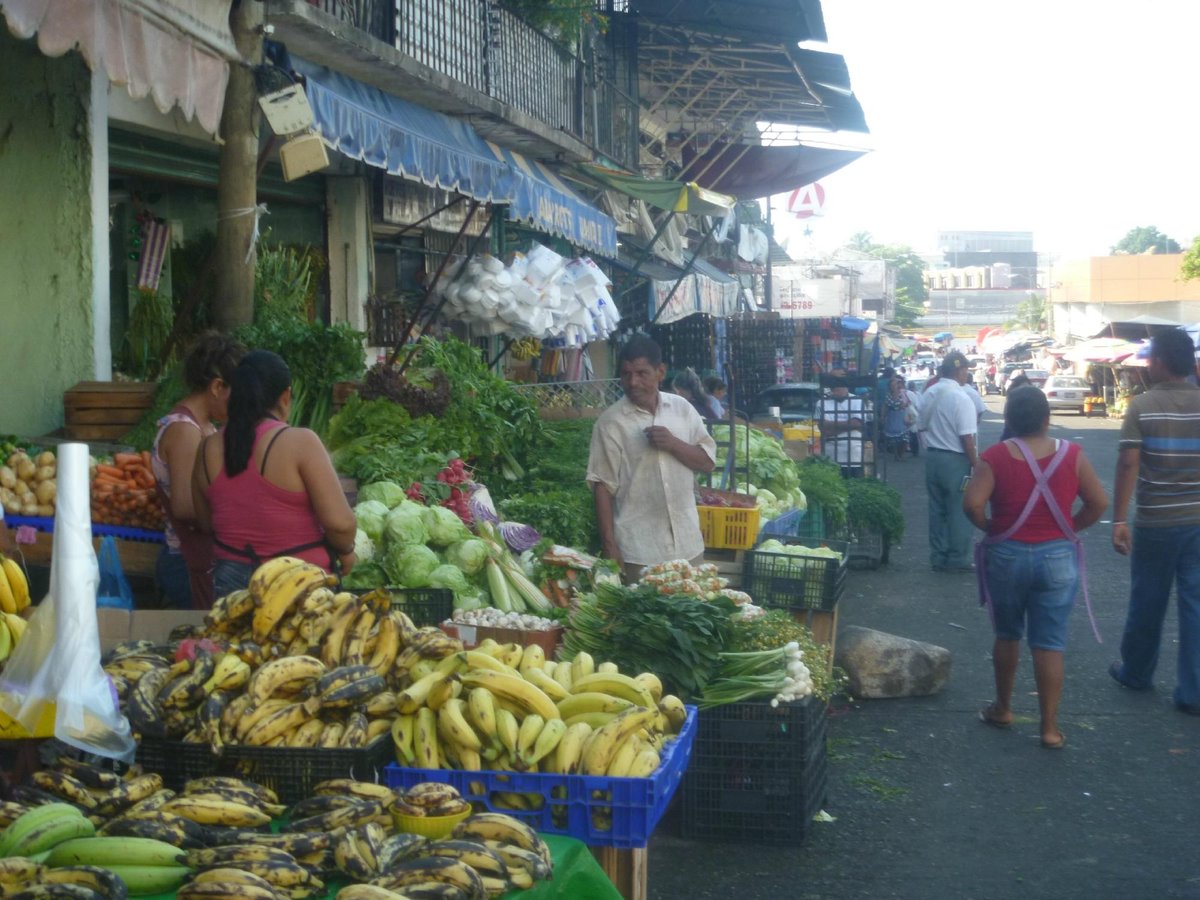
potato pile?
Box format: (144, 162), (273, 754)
(1, 450), (56, 517)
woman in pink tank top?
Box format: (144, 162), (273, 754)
(152, 333), (245, 610)
(192, 350), (358, 597)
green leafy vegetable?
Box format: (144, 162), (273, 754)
(846, 477), (905, 542)
(561, 582), (735, 700)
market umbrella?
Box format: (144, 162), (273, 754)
(933, 331), (953, 342)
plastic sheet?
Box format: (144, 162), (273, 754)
(0, 443), (135, 761)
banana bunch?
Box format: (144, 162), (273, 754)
(0, 803), (96, 858)
(44, 836), (192, 896)
(508, 337), (541, 361)
(389, 782), (471, 820)
(178, 841), (325, 900)
(0, 608), (27, 666)
(0, 856), (129, 900)
(0, 552), (31, 616)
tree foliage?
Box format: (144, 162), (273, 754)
(1180, 235), (1200, 282)
(1008, 293), (1047, 331)
(840, 236), (929, 328)
(1111, 225), (1181, 255)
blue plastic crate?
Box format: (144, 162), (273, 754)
(759, 507), (805, 539)
(6, 515), (165, 544)
(384, 706), (697, 849)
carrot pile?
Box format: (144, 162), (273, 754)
(91, 451), (164, 530)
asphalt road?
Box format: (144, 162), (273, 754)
(650, 394), (1200, 900)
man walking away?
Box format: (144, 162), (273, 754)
(1109, 328), (1200, 715)
(918, 351), (979, 572)
(818, 370), (867, 478)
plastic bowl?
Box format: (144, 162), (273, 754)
(391, 806), (472, 839)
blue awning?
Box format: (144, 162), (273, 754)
(842, 316), (872, 332)
(289, 56), (616, 257)
(485, 143), (617, 259)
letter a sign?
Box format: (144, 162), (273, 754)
(787, 182), (826, 219)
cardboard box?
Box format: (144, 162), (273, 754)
(97, 608), (132, 653)
(129, 610), (206, 644)
(783, 440), (811, 462)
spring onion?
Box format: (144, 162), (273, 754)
(698, 642), (813, 708)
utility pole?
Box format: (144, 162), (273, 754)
(213, 0), (265, 330)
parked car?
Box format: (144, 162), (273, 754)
(1042, 375), (1092, 414)
(1002, 367), (1049, 394)
(751, 383), (822, 423)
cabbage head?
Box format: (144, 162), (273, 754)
(423, 505), (471, 547)
(354, 500), (389, 542)
(359, 481), (407, 509)
(384, 543), (441, 588)
(384, 501), (429, 548)
(428, 564), (471, 595)
(342, 561), (387, 590)
(444, 539), (490, 576)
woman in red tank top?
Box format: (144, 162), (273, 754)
(192, 350), (358, 597)
(964, 386), (1107, 749)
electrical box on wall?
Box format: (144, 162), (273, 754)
(280, 133), (329, 182)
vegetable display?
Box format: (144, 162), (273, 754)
(561, 582), (735, 700)
(1, 449), (56, 518)
(91, 451), (164, 531)
(708, 425), (808, 521)
(699, 642), (813, 709)
(729, 610), (845, 702)
(846, 476), (905, 543)
(797, 456), (850, 528)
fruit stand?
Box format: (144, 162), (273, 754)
(0, 337), (848, 898)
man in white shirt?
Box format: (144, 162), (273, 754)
(918, 351), (979, 572)
(587, 336), (717, 583)
(817, 371), (868, 477)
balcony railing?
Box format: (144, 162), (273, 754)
(306, 0), (637, 168)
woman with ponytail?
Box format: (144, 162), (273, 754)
(192, 350), (358, 596)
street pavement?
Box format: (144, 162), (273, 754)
(650, 393), (1200, 899)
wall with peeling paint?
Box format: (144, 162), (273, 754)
(0, 30), (94, 437)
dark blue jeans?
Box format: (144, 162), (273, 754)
(1118, 524), (1200, 708)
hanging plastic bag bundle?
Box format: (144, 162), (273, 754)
(0, 442), (135, 761)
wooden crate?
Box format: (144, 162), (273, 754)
(63, 382), (155, 441)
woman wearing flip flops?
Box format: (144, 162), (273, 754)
(963, 387), (1108, 749)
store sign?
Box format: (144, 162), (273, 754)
(787, 182), (826, 219)
(772, 271), (844, 317)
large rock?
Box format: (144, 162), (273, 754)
(835, 625), (952, 698)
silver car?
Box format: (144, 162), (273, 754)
(1042, 375), (1091, 414)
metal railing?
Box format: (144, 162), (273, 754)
(512, 379), (622, 411)
(311, 0), (637, 167)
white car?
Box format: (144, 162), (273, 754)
(1042, 375), (1091, 414)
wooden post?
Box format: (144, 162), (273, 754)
(792, 605), (839, 675)
(590, 847), (647, 900)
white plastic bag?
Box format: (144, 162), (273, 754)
(0, 443), (135, 761)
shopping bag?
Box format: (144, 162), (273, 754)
(0, 443), (135, 761)
(96, 536), (134, 610)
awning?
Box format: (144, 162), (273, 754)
(484, 145), (617, 258)
(2, 0), (238, 134)
(842, 316), (872, 332)
(291, 55), (616, 257)
(612, 248), (740, 325)
(577, 164), (736, 216)
(680, 141), (867, 200)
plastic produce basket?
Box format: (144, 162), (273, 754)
(348, 587), (453, 628)
(681, 697), (827, 845)
(794, 500), (827, 540)
(137, 736), (394, 805)
(385, 706), (697, 849)
(698, 506), (761, 551)
(742, 536), (848, 612)
(846, 526), (886, 570)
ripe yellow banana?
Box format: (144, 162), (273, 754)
(570, 672), (657, 708)
(253, 564), (332, 643)
(522, 666), (569, 702)
(436, 698), (482, 752)
(0, 562), (16, 615)
(459, 670), (560, 721)
(628, 746), (662, 778)
(657, 695), (688, 733)
(552, 722), (593, 774)
(414, 707), (440, 769)
(247, 654), (326, 703)
(247, 556), (307, 602)
(1, 555), (30, 611)
(580, 707), (659, 776)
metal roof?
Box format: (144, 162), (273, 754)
(629, 0), (828, 44)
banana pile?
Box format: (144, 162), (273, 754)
(389, 642), (689, 830)
(0, 856), (132, 900)
(106, 556), (465, 751)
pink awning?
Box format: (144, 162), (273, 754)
(2, 0), (238, 134)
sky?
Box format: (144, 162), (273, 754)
(771, 0), (1200, 263)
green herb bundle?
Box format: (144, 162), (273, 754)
(846, 477), (905, 542)
(797, 456), (849, 527)
(561, 583), (735, 700)
(729, 610), (846, 702)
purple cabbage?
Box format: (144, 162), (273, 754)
(499, 520), (541, 553)
(468, 485), (499, 524)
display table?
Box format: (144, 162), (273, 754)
(7, 515), (163, 579)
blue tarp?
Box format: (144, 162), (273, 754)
(291, 57), (616, 257)
(842, 316), (872, 332)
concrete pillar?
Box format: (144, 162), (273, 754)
(327, 176), (371, 332)
(90, 67), (112, 379)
